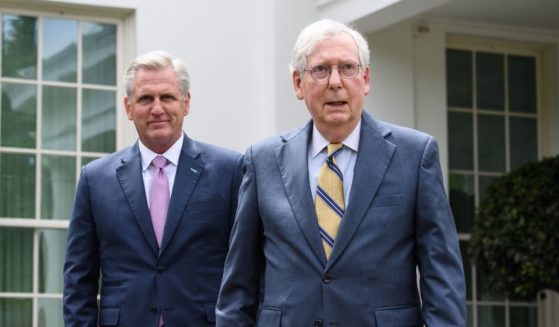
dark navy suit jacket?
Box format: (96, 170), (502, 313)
(64, 134), (243, 326)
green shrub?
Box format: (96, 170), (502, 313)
(469, 155), (559, 298)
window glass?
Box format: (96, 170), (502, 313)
(448, 111), (473, 170)
(476, 52), (504, 111)
(460, 241), (472, 300)
(39, 229), (67, 293)
(449, 173), (475, 233)
(82, 22), (116, 86)
(508, 55), (536, 113)
(0, 228), (33, 292)
(0, 298), (32, 326)
(41, 86), (77, 150)
(447, 49), (473, 108)
(509, 306), (538, 327)
(478, 175), (499, 204)
(82, 89), (116, 152)
(0, 153), (35, 218)
(41, 156), (76, 220)
(42, 18), (77, 82)
(38, 298), (64, 327)
(510, 117), (538, 170)
(1, 82), (36, 148)
(478, 306), (505, 327)
(2, 14), (37, 79)
(477, 114), (505, 172)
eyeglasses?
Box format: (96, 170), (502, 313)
(303, 62), (362, 82)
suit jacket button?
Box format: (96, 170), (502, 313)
(150, 306), (158, 314)
(156, 266), (165, 274)
(322, 276), (332, 284)
(314, 319), (323, 327)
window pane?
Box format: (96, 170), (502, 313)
(510, 306), (538, 327)
(41, 156), (76, 220)
(510, 117), (537, 170)
(0, 228), (33, 292)
(0, 298), (32, 326)
(38, 298), (64, 327)
(0, 153), (35, 218)
(508, 55), (536, 113)
(478, 114), (505, 172)
(82, 22), (116, 86)
(466, 305), (473, 327)
(447, 49), (473, 108)
(476, 52), (504, 111)
(460, 241), (472, 300)
(42, 18), (77, 82)
(478, 175), (499, 204)
(2, 14), (37, 79)
(41, 86), (76, 150)
(478, 305), (505, 327)
(39, 229), (67, 293)
(82, 89), (116, 152)
(82, 156), (98, 166)
(449, 174), (475, 233)
(1, 82), (36, 148)
(448, 111), (473, 170)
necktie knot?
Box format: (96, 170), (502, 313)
(152, 156), (167, 169)
(327, 143), (343, 159)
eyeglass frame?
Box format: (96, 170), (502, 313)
(302, 61), (363, 82)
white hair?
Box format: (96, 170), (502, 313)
(289, 19), (370, 73)
(124, 50), (190, 98)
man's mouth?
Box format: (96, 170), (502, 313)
(325, 101), (347, 106)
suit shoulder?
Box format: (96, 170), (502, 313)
(376, 120), (435, 148)
(249, 125), (307, 154)
(83, 146), (133, 173)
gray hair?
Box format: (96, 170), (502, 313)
(124, 50), (190, 98)
(289, 19), (370, 73)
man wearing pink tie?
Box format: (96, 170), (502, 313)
(63, 50), (243, 326)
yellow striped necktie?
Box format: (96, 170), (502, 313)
(315, 143), (344, 259)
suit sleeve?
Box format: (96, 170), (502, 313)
(216, 146), (263, 326)
(63, 166), (100, 327)
(415, 137), (466, 326)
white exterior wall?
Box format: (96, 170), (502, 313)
(34, 0), (558, 160)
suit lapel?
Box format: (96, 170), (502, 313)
(327, 113), (396, 268)
(275, 123), (327, 266)
(159, 135), (203, 254)
(116, 144), (159, 256)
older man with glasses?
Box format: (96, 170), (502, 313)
(216, 19), (466, 326)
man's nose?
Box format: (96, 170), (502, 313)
(328, 67), (342, 88)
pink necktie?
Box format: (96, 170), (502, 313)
(150, 156), (169, 247)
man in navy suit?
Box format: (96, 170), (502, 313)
(63, 50), (243, 326)
(216, 20), (465, 326)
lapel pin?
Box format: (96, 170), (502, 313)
(190, 167), (198, 174)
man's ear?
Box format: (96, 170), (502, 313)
(292, 70), (305, 100)
(124, 96), (133, 120)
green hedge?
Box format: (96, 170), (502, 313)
(469, 155), (559, 298)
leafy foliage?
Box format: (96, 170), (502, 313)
(469, 155), (559, 298)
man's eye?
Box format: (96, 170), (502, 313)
(137, 96), (151, 103)
(161, 95), (175, 102)
(312, 65), (329, 73)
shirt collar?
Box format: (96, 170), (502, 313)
(310, 119), (361, 158)
(139, 133), (184, 171)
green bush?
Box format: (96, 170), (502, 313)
(469, 155), (559, 298)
